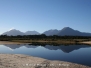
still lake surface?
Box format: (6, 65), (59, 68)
(0, 44), (91, 66)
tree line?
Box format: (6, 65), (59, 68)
(0, 34), (91, 41)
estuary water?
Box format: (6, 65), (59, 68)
(0, 44), (91, 66)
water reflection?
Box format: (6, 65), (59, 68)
(44, 45), (90, 53)
(0, 44), (91, 66)
(4, 44), (90, 53)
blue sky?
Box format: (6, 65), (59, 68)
(0, 0), (91, 34)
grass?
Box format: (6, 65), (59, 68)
(8, 39), (91, 45)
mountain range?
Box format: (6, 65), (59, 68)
(1, 27), (91, 36)
(2, 29), (40, 36)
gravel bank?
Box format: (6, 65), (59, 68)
(0, 54), (90, 68)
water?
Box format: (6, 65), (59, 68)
(0, 44), (91, 66)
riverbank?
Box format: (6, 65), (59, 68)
(80, 41), (91, 45)
(0, 40), (77, 45)
(0, 35), (91, 45)
(0, 41), (30, 45)
(0, 54), (90, 68)
(0, 40), (91, 45)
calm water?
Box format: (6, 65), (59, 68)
(0, 44), (91, 66)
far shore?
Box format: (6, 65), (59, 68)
(80, 41), (91, 45)
(0, 54), (90, 68)
(0, 41), (30, 45)
(0, 40), (91, 45)
(0, 40), (77, 45)
(0, 35), (91, 45)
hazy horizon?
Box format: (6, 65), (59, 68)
(0, 0), (91, 34)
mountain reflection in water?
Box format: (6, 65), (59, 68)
(4, 44), (90, 53)
(0, 44), (91, 66)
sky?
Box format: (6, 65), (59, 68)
(0, 0), (91, 34)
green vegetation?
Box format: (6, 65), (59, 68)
(0, 34), (91, 44)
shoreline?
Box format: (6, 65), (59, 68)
(0, 54), (90, 68)
(80, 41), (91, 45)
(0, 41), (30, 45)
(0, 41), (78, 45)
(0, 41), (91, 45)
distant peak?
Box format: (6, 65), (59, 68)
(8, 28), (15, 31)
(62, 27), (73, 30)
(48, 29), (58, 31)
(63, 27), (71, 29)
(7, 29), (19, 32)
(11, 29), (16, 30)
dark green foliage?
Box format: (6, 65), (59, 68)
(0, 35), (91, 41)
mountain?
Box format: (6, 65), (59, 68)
(2, 29), (40, 36)
(2, 29), (25, 36)
(25, 31), (40, 35)
(1, 27), (91, 36)
(58, 27), (91, 36)
(58, 27), (82, 36)
(42, 27), (91, 36)
(43, 29), (59, 36)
